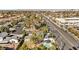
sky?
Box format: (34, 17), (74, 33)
(0, 0), (79, 9)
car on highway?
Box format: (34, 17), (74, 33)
(68, 48), (72, 50)
(72, 47), (77, 50)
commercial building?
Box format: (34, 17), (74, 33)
(55, 17), (79, 29)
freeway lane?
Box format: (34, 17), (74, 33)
(44, 15), (79, 50)
(45, 17), (73, 49)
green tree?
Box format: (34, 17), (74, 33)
(19, 42), (28, 50)
(40, 26), (48, 36)
(0, 26), (9, 32)
(11, 20), (18, 26)
(37, 44), (47, 50)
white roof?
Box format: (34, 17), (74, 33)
(9, 39), (18, 43)
(44, 38), (55, 43)
(49, 38), (55, 43)
(65, 17), (79, 20)
(0, 32), (8, 38)
(56, 17), (79, 23)
(4, 37), (11, 41)
(10, 34), (23, 38)
(56, 18), (65, 23)
(9, 28), (16, 31)
(44, 38), (48, 40)
(0, 41), (8, 43)
(0, 37), (3, 41)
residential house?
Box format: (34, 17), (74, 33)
(44, 38), (55, 43)
(43, 37), (56, 48)
(9, 28), (16, 32)
(9, 39), (18, 44)
(0, 32), (8, 39)
(43, 42), (52, 48)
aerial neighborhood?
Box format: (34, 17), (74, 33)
(0, 10), (58, 50)
(0, 10), (79, 50)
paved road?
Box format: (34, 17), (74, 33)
(43, 15), (79, 50)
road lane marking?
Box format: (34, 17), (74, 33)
(45, 16), (74, 47)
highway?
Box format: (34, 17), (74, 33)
(43, 15), (79, 50)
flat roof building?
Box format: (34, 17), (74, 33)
(55, 17), (79, 28)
